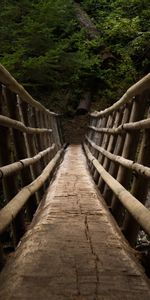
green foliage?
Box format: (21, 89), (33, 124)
(0, 0), (150, 113)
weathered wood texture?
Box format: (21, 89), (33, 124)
(0, 65), (63, 262)
(86, 74), (150, 246)
(84, 143), (150, 236)
(0, 145), (150, 300)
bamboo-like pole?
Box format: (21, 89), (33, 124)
(91, 73), (150, 117)
(89, 117), (150, 134)
(97, 111), (121, 190)
(56, 115), (64, 145)
(98, 110), (121, 191)
(87, 116), (94, 140)
(34, 109), (46, 174)
(39, 111), (48, 166)
(0, 148), (64, 235)
(38, 111), (50, 189)
(2, 87), (27, 243)
(90, 116), (105, 175)
(123, 125), (150, 244)
(111, 96), (147, 223)
(85, 136), (150, 179)
(96, 113), (114, 184)
(17, 100), (41, 202)
(0, 144), (55, 178)
(44, 113), (53, 162)
(92, 116), (107, 180)
(0, 65), (56, 116)
(83, 143), (150, 236)
(0, 126), (22, 246)
(88, 117), (97, 154)
(0, 114), (52, 134)
(103, 104), (131, 203)
(50, 115), (61, 151)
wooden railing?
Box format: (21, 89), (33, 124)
(0, 65), (64, 269)
(84, 73), (150, 248)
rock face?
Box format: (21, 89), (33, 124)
(0, 145), (150, 300)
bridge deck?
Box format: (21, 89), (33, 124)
(0, 145), (150, 300)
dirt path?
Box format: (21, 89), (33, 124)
(0, 145), (150, 299)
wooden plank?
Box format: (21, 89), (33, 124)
(0, 145), (150, 299)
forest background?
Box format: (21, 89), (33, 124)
(0, 0), (150, 115)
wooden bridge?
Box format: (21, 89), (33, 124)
(0, 65), (150, 299)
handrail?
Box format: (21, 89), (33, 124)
(85, 73), (150, 247)
(84, 143), (150, 236)
(91, 73), (150, 117)
(0, 64), (57, 116)
(0, 149), (63, 235)
(86, 136), (150, 178)
(0, 144), (56, 178)
(0, 65), (64, 266)
(0, 115), (52, 134)
(88, 118), (150, 134)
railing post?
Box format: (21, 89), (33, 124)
(102, 104), (130, 204)
(56, 115), (64, 145)
(90, 116), (103, 175)
(97, 112), (115, 188)
(98, 110), (120, 194)
(51, 115), (61, 150)
(16, 99), (38, 220)
(92, 116), (108, 181)
(34, 109), (46, 172)
(111, 96), (147, 224)
(39, 111), (48, 166)
(45, 114), (55, 160)
(18, 100), (41, 202)
(0, 87), (26, 246)
(122, 96), (150, 244)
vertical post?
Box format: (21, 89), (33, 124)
(111, 96), (147, 224)
(97, 112), (115, 188)
(39, 111), (48, 166)
(5, 91), (38, 220)
(0, 86), (25, 246)
(99, 110), (121, 194)
(34, 108), (46, 172)
(123, 96), (150, 245)
(18, 100), (42, 201)
(45, 113), (54, 161)
(16, 98), (38, 220)
(90, 116), (103, 174)
(93, 115), (108, 182)
(51, 115), (61, 151)
(102, 104), (130, 204)
(56, 115), (64, 145)
(87, 116), (97, 170)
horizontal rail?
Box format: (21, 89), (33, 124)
(0, 115), (52, 134)
(0, 148), (64, 234)
(88, 118), (150, 134)
(86, 136), (150, 178)
(0, 64), (57, 116)
(83, 143), (150, 235)
(91, 73), (150, 117)
(0, 144), (56, 178)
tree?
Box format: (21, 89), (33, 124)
(0, 0), (149, 113)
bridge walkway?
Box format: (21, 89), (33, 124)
(0, 145), (150, 300)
